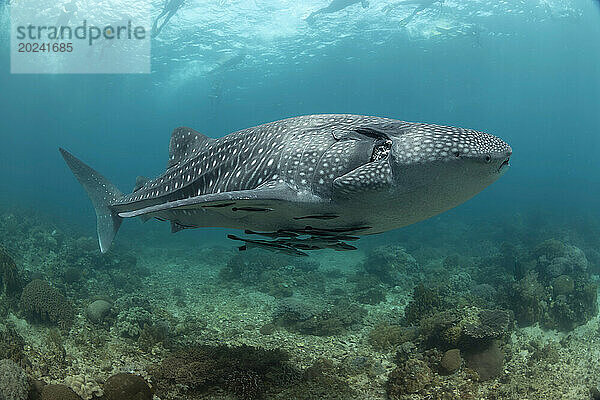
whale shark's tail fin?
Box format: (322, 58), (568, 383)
(59, 148), (123, 253)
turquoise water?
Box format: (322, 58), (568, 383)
(1, 1), (600, 399)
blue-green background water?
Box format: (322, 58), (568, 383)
(1, 0), (599, 248)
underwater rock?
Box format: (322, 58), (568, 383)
(219, 252), (322, 298)
(418, 307), (511, 350)
(547, 280), (598, 331)
(62, 267), (82, 285)
(0, 359), (29, 400)
(590, 384), (600, 400)
(534, 240), (588, 279)
(68, 238), (137, 270)
(63, 374), (103, 399)
(258, 270), (295, 298)
(470, 283), (497, 302)
(350, 273), (388, 305)
(20, 279), (73, 328)
(552, 275), (574, 296)
(273, 358), (356, 400)
(361, 245), (419, 284)
(0, 325), (26, 366)
(274, 297), (366, 336)
(273, 297), (318, 323)
(115, 307), (153, 339)
(110, 270), (142, 294)
(40, 384), (83, 400)
(355, 286), (387, 305)
(587, 248), (600, 275)
(387, 358), (432, 397)
(508, 240), (599, 331)
(404, 284), (444, 325)
(465, 340), (504, 381)
(103, 373), (152, 400)
(259, 323), (276, 335)
(137, 320), (172, 351)
(86, 299), (112, 324)
(509, 271), (546, 327)
(0, 247), (22, 297)
(368, 324), (418, 351)
(462, 309), (511, 345)
(440, 349), (461, 374)
(219, 252), (290, 285)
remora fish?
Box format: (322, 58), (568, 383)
(59, 114), (511, 254)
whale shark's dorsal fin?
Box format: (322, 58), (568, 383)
(134, 176), (149, 192)
(167, 127), (214, 169)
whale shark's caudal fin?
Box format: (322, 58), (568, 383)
(59, 148), (123, 253)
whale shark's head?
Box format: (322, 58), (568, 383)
(385, 123), (511, 218)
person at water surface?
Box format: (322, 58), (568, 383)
(152, 0), (184, 37)
(306, 0), (369, 23)
(383, 0), (443, 24)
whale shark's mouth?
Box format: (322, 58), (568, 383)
(498, 157), (510, 173)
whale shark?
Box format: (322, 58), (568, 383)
(60, 114), (511, 255)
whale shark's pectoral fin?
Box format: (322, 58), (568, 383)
(118, 182), (321, 218)
(333, 159), (393, 198)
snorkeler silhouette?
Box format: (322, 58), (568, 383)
(383, 0), (442, 25)
(306, 0), (369, 23)
(55, 0), (78, 39)
(152, 0), (184, 37)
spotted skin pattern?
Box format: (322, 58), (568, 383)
(113, 114), (401, 210)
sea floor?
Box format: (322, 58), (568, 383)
(1, 211), (600, 400)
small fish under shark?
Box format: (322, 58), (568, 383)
(60, 114), (512, 256)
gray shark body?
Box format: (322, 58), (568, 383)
(60, 114), (511, 254)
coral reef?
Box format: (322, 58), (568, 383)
(0, 359), (29, 400)
(20, 279), (73, 328)
(63, 375), (103, 399)
(273, 297), (366, 336)
(361, 245), (419, 284)
(40, 384), (83, 400)
(273, 358), (356, 400)
(1, 209), (599, 400)
(419, 307), (511, 350)
(85, 299), (112, 324)
(219, 252), (322, 298)
(387, 358), (432, 397)
(507, 240), (598, 331)
(0, 247), (22, 297)
(465, 340), (504, 381)
(103, 373), (152, 400)
(368, 324), (418, 351)
(440, 349), (461, 374)
(150, 344), (297, 399)
(0, 324), (27, 366)
(404, 284), (445, 325)
(115, 306), (153, 339)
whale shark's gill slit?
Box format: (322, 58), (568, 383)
(293, 214), (340, 220)
(232, 207), (273, 212)
(201, 202), (236, 208)
(355, 127), (390, 140)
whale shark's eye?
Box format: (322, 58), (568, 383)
(485, 154), (492, 163)
(454, 151), (460, 158)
